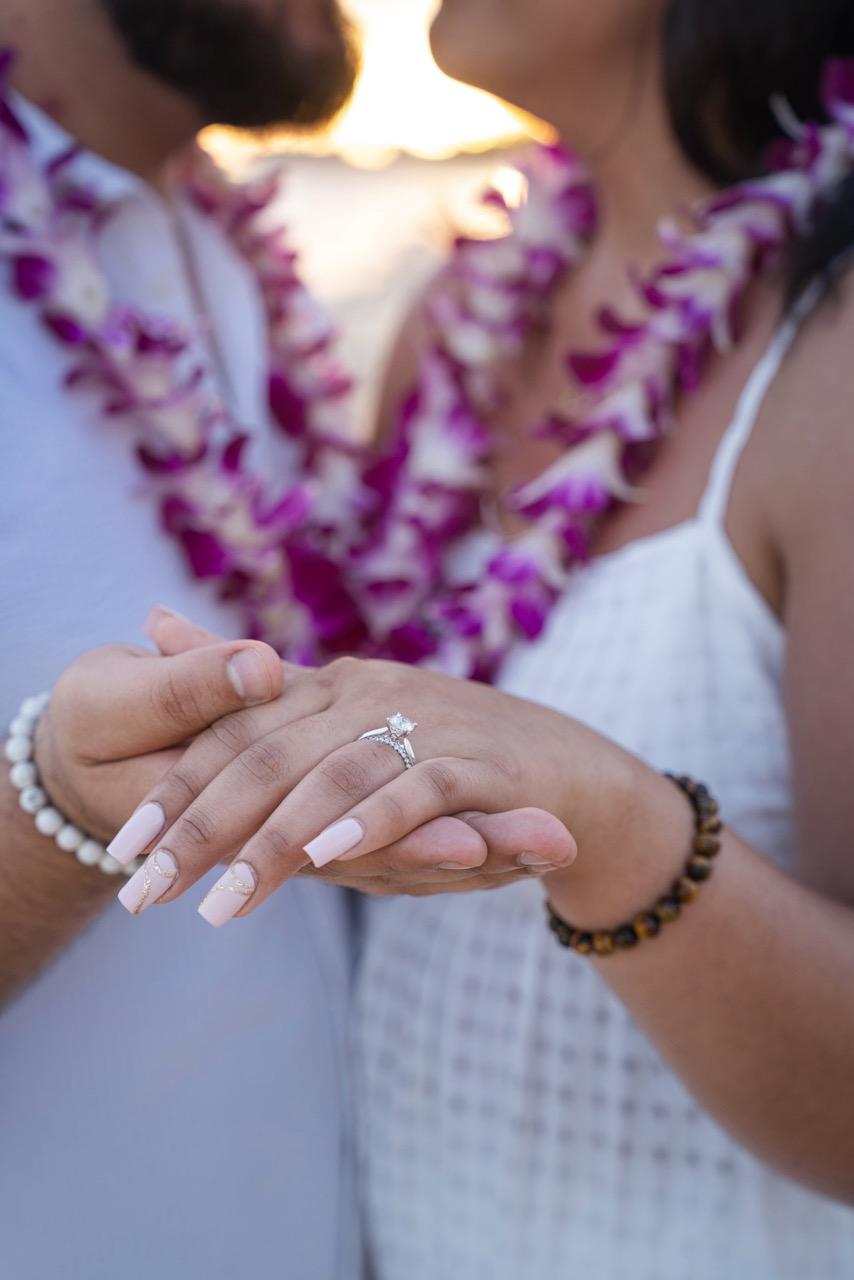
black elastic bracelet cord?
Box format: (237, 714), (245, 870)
(546, 774), (722, 957)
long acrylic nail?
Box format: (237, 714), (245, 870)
(107, 802), (166, 866)
(198, 862), (257, 929)
(118, 850), (178, 917)
(227, 649), (271, 705)
(304, 818), (365, 869)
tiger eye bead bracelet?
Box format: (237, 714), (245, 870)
(546, 774), (722, 957)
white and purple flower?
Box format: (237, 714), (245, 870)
(2, 42), (853, 680)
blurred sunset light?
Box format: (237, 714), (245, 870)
(207, 0), (542, 168)
(331, 0), (532, 162)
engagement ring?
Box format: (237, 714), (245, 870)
(359, 712), (418, 771)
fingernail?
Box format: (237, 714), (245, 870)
(143, 604), (188, 641)
(304, 818), (365, 869)
(198, 862), (256, 929)
(227, 649), (271, 705)
(519, 851), (562, 869)
(437, 862), (476, 872)
(118, 850), (178, 917)
(107, 802), (166, 866)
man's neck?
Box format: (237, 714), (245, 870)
(1, 0), (202, 186)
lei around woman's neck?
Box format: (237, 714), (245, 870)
(1, 50), (853, 679)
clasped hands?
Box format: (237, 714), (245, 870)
(117, 609), (588, 925)
(41, 607), (613, 927)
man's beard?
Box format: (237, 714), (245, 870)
(100, 0), (359, 129)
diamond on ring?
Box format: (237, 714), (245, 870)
(387, 712), (417, 738)
(358, 711), (418, 771)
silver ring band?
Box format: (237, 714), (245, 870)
(363, 733), (414, 771)
(358, 712), (418, 772)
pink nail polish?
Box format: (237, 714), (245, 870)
(118, 850), (178, 917)
(107, 803), (166, 866)
(304, 818), (365, 869)
(198, 862), (257, 929)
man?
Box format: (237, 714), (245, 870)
(0, 3), (361, 1277)
(0, 5), (564, 1275)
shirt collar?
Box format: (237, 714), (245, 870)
(10, 90), (152, 205)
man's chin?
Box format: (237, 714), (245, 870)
(293, 0), (349, 51)
(101, 0), (359, 132)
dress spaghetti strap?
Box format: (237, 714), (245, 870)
(697, 280), (825, 528)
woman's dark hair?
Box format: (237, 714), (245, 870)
(663, 0), (854, 301)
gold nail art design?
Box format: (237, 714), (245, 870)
(200, 866), (255, 912)
(133, 852), (178, 917)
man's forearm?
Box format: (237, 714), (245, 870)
(0, 751), (116, 1007)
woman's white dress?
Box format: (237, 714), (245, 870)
(355, 300), (854, 1278)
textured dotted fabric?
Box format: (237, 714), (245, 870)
(354, 310), (854, 1278)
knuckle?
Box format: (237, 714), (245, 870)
(210, 713), (253, 757)
(50, 673), (90, 752)
(163, 765), (200, 808)
(320, 752), (371, 801)
(421, 760), (461, 806)
(239, 738), (288, 789)
(49, 666), (75, 718)
(483, 750), (522, 789)
(155, 670), (208, 732)
(311, 664), (335, 699)
(327, 654), (361, 684)
(174, 805), (216, 852)
(327, 655), (398, 697)
(376, 791), (407, 830)
(257, 822), (298, 864)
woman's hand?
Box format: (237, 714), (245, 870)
(33, 636), (284, 845)
(108, 627), (611, 924)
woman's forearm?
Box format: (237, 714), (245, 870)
(546, 763), (854, 1204)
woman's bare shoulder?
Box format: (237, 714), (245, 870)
(765, 264), (854, 548)
(766, 266), (854, 899)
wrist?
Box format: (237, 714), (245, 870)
(32, 708), (89, 831)
(545, 758), (692, 929)
(32, 712), (108, 844)
(5, 693), (136, 878)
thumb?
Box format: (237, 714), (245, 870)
(144, 604), (306, 688)
(144, 605), (222, 655)
(458, 808), (578, 868)
(59, 639), (284, 761)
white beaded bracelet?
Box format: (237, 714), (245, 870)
(5, 692), (143, 879)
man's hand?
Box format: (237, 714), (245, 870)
(138, 606), (576, 920)
(35, 636), (283, 844)
(0, 631), (283, 1003)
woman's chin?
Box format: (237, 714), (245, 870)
(429, 8), (493, 94)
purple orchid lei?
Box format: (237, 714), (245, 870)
(348, 59), (854, 679)
(2, 50), (853, 680)
(0, 48), (367, 662)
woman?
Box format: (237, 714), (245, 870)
(112, 0), (854, 1274)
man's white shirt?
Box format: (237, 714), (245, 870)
(0, 98), (359, 1280)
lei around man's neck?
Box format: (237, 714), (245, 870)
(1, 49), (853, 680)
